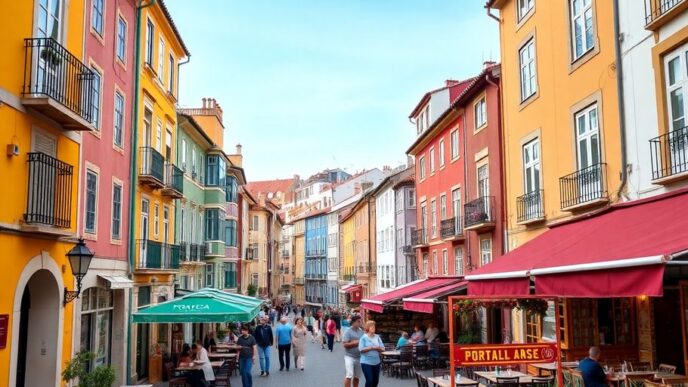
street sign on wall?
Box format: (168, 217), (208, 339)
(454, 343), (558, 366)
(0, 314), (8, 349)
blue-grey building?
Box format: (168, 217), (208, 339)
(304, 211), (328, 308)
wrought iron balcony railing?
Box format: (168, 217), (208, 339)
(162, 163), (184, 198)
(189, 243), (206, 261)
(517, 190), (544, 223)
(411, 228), (427, 246)
(24, 152), (73, 228)
(22, 37), (95, 129)
(464, 196), (495, 229)
(440, 217), (464, 239)
(139, 147), (165, 186)
(645, 0), (685, 26)
(650, 126), (688, 182)
(559, 163), (607, 210)
(402, 245), (413, 254)
(136, 239), (180, 270)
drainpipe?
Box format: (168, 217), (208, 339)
(461, 110), (472, 271)
(613, 0), (628, 201)
(484, 73), (507, 256)
(486, 5), (500, 23)
(127, 1), (156, 384)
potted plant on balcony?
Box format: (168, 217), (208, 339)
(62, 350), (116, 387)
(40, 45), (62, 69)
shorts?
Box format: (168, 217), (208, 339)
(345, 356), (362, 379)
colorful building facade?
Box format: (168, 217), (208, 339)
(305, 211), (329, 307)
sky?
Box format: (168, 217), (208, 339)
(165, 0), (500, 181)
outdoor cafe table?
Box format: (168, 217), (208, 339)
(532, 361), (580, 376)
(208, 352), (237, 359)
(175, 360), (224, 372)
(215, 344), (242, 351)
(381, 350), (401, 357)
(474, 370), (532, 384)
(428, 375), (479, 387)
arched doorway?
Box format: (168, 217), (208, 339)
(15, 269), (60, 387)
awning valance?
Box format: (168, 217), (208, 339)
(465, 189), (688, 298)
(361, 277), (463, 313)
(402, 280), (467, 314)
(98, 274), (133, 289)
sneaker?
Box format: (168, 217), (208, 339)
(260, 371), (265, 376)
(279, 368), (284, 371)
(266, 372), (270, 376)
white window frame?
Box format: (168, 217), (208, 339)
(432, 250), (438, 275)
(480, 237), (492, 266)
(153, 203), (159, 238)
(145, 18), (154, 66)
(574, 103), (601, 171)
(442, 249), (448, 275)
(113, 91), (125, 148)
(85, 168), (99, 235)
(407, 188), (416, 208)
(419, 156), (426, 180)
(570, 0), (595, 61)
(517, 0), (534, 21)
(523, 138), (541, 194)
(474, 97), (487, 129)
(430, 199), (437, 238)
(450, 129), (460, 160)
(91, 66), (102, 130)
(158, 37), (165, 81)
(520, 38), (537, 101)
(91, 0), (104, 36)
(429, 147), (436, 173)
(440, 194), (447, 220)
(439, 138), (445, 167)
(111, 181), (122, 240)
(454, 247), (463, 276)
(116, 15), (127, 63)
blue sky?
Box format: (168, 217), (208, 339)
(166, 0), (500, 181)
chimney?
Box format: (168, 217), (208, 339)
(235, 143), (242, 155)
(483, 61), (497, 70)
(202, 98), (207, 108)
(445, 79), (459, 87)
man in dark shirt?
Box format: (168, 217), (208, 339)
(254, 317), (274, 377)
(579, 346), (610, 387)
(237, 325), (257, 387)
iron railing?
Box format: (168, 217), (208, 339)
(402, 245), (413, 254)
(559, 163), (607, 209)
(517, 190), (544, 223)
(464, 196), (495, 228)
(164, 163), (184, 194)
(440, 217), (463, 239)
(179, 242), (188, 261)
(24, 152), (73, 228)
(645, 0), (684, 25)
(650, 127), (688, 180)
(22, 37), (95, 122)
(139, 147), (164, 183)
(411, 228), (427, 246)
(136, 239), (180, 270)
(189, 243), (205, 261)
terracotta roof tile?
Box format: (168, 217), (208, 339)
(245, 178), (295, 196)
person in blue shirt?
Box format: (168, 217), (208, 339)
(579, 346), (610, 387)
(275, 317), (293, 371)
(396, 331), (409, 349)
(358, 320), (385, 387)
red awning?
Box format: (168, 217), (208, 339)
(402, 281), (468, 314)
(466, 189), (688, 297)
(339, 284), (361, 293)
(361, 277), (463, 313)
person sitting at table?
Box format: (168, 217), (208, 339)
(424, 322), (439, 343)
(409, 324), (426, 344)
(178, 343), (192, 366)
(191, 341), (215, 387)
(396, 331), (409, 349)
(579, 346), (611, 387)
(203, 331), (217, 350)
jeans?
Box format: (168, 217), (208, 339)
(257, 345), (270, 372)
(327, 333), (335, 351)
(239, 357), (253, 387)
(361, 363), (381, 387)
(278, 344), (291, 370)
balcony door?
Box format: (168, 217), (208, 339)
(575, 104), (601, 199)
(477, 164), (490, 218)
(30, 129), (57, 222)
(32, 0), (64, 95)
(523, 138), (541, 215)
(665, 47), (688, 175)
(140, 199), (149, 267)
(451, 188), (461, 234)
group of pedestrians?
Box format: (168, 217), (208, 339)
(342, 315), (386, 387)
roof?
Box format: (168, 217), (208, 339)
(369, 165), (415, 198)
(177, 112), (216, 148)
(407, 64), (501, 156)
(245, 178), (296, 197)
(408, 79), (472, 119)
(158, 0), (191, 57)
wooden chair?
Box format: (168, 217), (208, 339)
(531, 376), (555, 387)
(659, 364), (678, 374)
(432, 368), (450, 377)
(627, 374), (652, 387)
(214, 360), (232, 387)
(414, 368), (424, 387)
(415, 344), (431, 370)
(569, 368), (585, 387)
(663, 377), (688, 387)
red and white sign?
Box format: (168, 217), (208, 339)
(454, 343), (558, 366)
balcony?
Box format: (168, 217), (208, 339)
(294, 277), (305, 285)
(645, 0), (688, 30)
(22, 152), (74, 235)
(139, 147), (165, 188)
(306, 249), (326, 257)
(356, 263), (375, 278)
(225, 245), (239, 259)
(464, 196), (496, 232)
(244, 247), (256, 260)
(411, 228), (428, 248)
(161, 163), (183, 198)
(650, 127), (688, 184)
(188, 243), (206, 261)
(225, 201), (239, 219)
(21, 37), (95, 131)
(517, 190), (545, 225)
(136, 239), (180, 271)
(402, 245), (413, 255)
(559, 163), (608, 211)
(440, 217), (464, 241)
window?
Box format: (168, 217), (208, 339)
(480, 237), (492, 265)
(442, 249), (448, 275)
(519, 39), (537, 101)
(224, 262), (237, 288)
(181, 139), (187, 170)
(475, 98), (487, 128)
(91, 67), (102, 129)
(85, 170), (98, 234)
(251, 215), (259, 231)
(145, 19), (154, 66)
(168, 54), (175, 93)
(206, 155), (226, 187)
(523, 138), (541, 194)
(440, 195), (447, 220)
(478, 164), (489, 197)
(114, 92), (124, 148)
(206, 264), (214, 288)
(116, 16), (126, 62)
(153, 203), (159, 237)
(422, 253), (429, 278)
(112, 183), (122, 240)
(432, 251), (438, 275)
(451, 188), (461, 218)
(419, 156), (426, 180)
(407, 188), (416, 208)
(158, 38), (165, 80)
(226, 176), (238, 202)
(421, 204), (427, 238)
(163, 206), (169, 243)
(454, 247), (463, 275)
(575, 104), (600, 172)
(570, 0), (594, 60)
(206, 209), (221, 241)
(439, 139), (445, 167)
(526, 314), (541, 343)
(91, 0), (104, 36)
(80, 288), (113, 370)
(430, 200), (437, 238)
(155, 120), (162, 151)
(450, 129), (460, 159)
(518, 0), (534, 21)
(430, 147), (436, 173)
(225, 220), (237, 247)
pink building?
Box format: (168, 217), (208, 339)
(77, 0), (137, 384)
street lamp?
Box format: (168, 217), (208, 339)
(64, 238), (94, 306)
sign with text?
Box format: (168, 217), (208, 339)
(0, 314), (8, 349)
(454, 343), (558, 366)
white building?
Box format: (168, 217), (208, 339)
(326, 212), (339, 306)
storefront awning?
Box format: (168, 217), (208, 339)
(361, 277), (463, 313)
(133, 287), (263, 323)
(339, 284), (361, 294)
(402, 280), (467, 314)
(98, 274), (133, 289)
(466, 189), (688, 298)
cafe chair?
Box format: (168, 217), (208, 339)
(662, 377), (688, 387)
(414, 368), (424, 387)
(214, 360), (232, 387)
(432, 368), (450, 377)
(496, 376), (520, 387)
(659, 364), (678, 374)
(644, 380), (665, 387)
(626, 374), (652, 387)
(415, 344), (431, 369)
(418, 374), (430, 387)
(392, 346), (415, 378)
(385, 343), (396, 351)
(531, 376), (555, 387)
(628, 362), (653, 372)
(165, 362), (187, 386)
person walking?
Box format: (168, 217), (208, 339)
(292, 317), (308, 371)
(334, 311), (342, 342)
(237, 325), (258, 387)
(326, 313), (337, 352)
(305, 313), (316, 342)
(254, 317), (274, 377)
(320, 315), (328, 350)
(358, 321), (384, 387)
(276, 317), (293, 371)
(343, 315), (364, 387)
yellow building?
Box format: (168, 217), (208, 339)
(339, 207), (356, 286)
(130, 0), (189, 382)
(293, 219), (306, 304)
(243, 197), (281, 297)
(0, 0), (90, 385)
